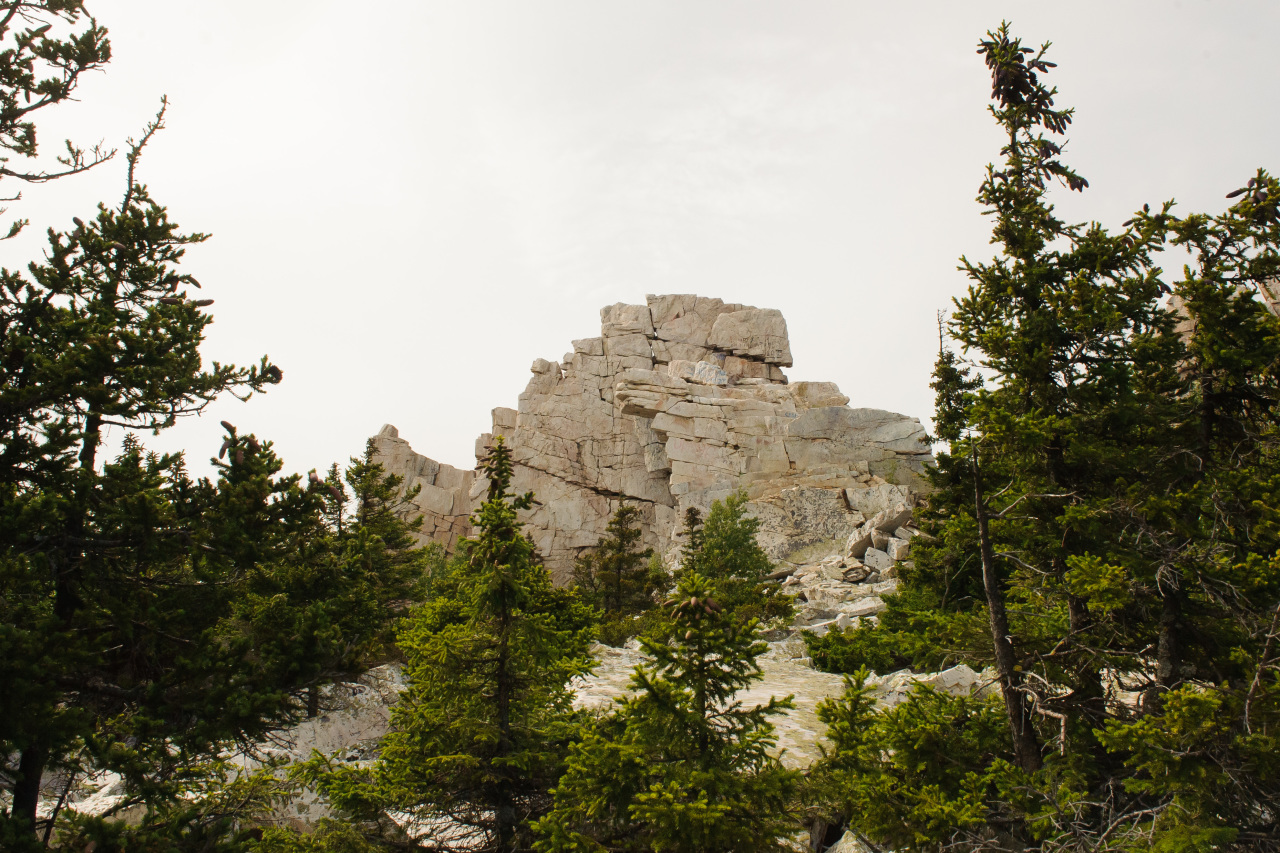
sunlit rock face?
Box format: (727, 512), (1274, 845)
(373, 295), (933, 583)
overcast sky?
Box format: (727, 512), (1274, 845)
(8, 0), (1278, 478)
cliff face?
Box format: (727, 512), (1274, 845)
(373, 294), (933, 582)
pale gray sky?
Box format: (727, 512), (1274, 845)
(8, 1), (1277, 477)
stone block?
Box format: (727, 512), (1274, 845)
(845, 484), (915, 516)
(693, 417), (728, 443)
(864, 548), (894, 572)
(839, 597), (887, 618)
(845, 528), (873, 559)
(790, 381), (850, 408)
(417, 482), (457, 517)
(653, 311), (715, 346)
(572, 337), (604, 356)
(877, 502), (914, 532)
(492, 407), (518, 431)
(708, 308), (793, 365)
(434, 466), (467, 491)
(644, 443), (670, 473)
(667, 360), (726, 385)
(600, 302), (655, 337)
(819, 564), (846, 581)
(603, 333), (652, 359)
(724, 356), (771, 381)
(887, 537), (911, 561)
(691, 361), (729, 386)
(665, 437), (733, 471)
(645, 293), (695, 327)
(726, 414), (778, 436)
(843, 566), (870, 583)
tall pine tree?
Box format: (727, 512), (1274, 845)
(809, 23), (1280, 850)
(295, 437), (596, 853)
(572, 503), (662, 646)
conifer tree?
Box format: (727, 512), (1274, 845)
(809, 23), (1280, 850)
(572, 503), (662, 646)
(0, 1), (113, 240)
(314, 436), (596, 852)
(0, 107), (311, 844)
(234, 439), (435, 720)
(534, 572), (798, 853)
(678, 492), (791, 624)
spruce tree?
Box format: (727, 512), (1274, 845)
(572, 503), (662, 646)
(0, 20), (429, 843)
(534, 572), (798, 853)
(678, 492), (791, 625)
(326, 436), (597, 852)
(0, 105), (316, 844)
(809, 23), (1280, 850)
(0, 1), (113, 240)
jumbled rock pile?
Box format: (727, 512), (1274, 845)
(769, 500), (922, 636)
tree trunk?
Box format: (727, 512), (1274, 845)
(17, 416), (104, 844)
(494, 608), (516, 851)
(972, 444), (1042, 773)
(1157, 578), (1183, 690)
(10, 743), (47, 844)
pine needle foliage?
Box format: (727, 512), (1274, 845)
(313, 437), (596, 853)
(807, 22), (1280, 852)
(677, 492), (792, 625)
(534, 571), (798, 853)
(572, 503), (663, 646)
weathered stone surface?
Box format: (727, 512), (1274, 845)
(826, 830), (874, 853)
(708, 307), (793, 366)
(668, 359), (730, 386)
(370, 425), (474, 552)
(864, 547), (894, 572)
(871, 503), (914, 532)
(602, 332), (653, 359)
(845, 528), (873, 559)
(790, 381), (850, 408)
(372, 296), (933, 584)
(601, 302), (655, 337)
(845, 483), (914, 515)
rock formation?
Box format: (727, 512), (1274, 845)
(373, 294), (933, 583)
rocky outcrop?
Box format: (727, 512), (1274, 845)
(374, 295), (933, 582)
(371, 426), (474, 553)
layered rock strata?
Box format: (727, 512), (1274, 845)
(374, 295), (933, 582)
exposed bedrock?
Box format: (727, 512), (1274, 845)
(373, 295), (933, 583)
